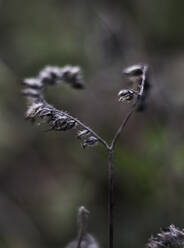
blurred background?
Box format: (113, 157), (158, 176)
(1, 0), (184, 247)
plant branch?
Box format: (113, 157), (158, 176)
(23, 65), (110, 150)
(107, 65), (148, 248)
(111, 65), (148, 150)
(62, 111), (110, 150)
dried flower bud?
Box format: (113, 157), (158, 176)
(39, 66), (62, 85)
(26, 102), (43, 119)
(22, 78), (43, 89)
(38, 65), (84, 89)
(146, 225), (184, 248)
(39, 108), (52, 118)
(49, 115), (76, 131)
(62, 65), (84, 89)
(82, 136), (98, 148)
(22, 88), (40, 98)
(123, 64), (145, 76)
(77, 130), (89, 139)
(121, 64), (150, 111)
(118, 89), (135, 102)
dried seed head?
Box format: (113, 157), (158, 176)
(77, 130), (89, 139)
(62, 65), (84, 89)
(26, 102), (43, 119)
(119, 63), (150, 111)
(123, 64), (148, 90)
(118, 89), (135, 102)
(22, 88), (41, 98)
(39, 108), (52, 118)
(39, 66), (62, 85)
(48, 115), (76, 131)
(123, 64), (145, 77)
(38, 65), (84, 88)
(22, 65), (99, 149)
(82, 136), (98, 148)
(146, 225), (184, 248)
(22, 78), (43, 89)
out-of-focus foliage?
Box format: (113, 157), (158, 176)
(1, 0), (184, 248)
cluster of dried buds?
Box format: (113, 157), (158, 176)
(147, 225), (184, 248)
(22, 65), (99, 148)
(118, 64), (150, 111)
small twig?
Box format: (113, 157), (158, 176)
(107, 65), (148, 248)
(63, 111), (110, 150)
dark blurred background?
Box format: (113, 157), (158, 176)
(1, 0), (184, 247)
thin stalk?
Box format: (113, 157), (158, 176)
(107, 98), (139, 248)
(108, 149), (115, 248)
(110, 97), (140, 150)
(62, 111), (110, 150)
(108, 65), (148, 248)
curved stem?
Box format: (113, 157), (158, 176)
(110, 97), (140, 150)
(107, 99), (139, 248)
(63, 112), (110, 150)
(108, 65), (148, 248)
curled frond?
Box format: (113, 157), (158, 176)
(22, 65), (101, 148)
(146, 225), (184, 248)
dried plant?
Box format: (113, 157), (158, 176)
(146, 225), (184, 248)
(22, 63), (149, 248)
(65, 206), (99, 248)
